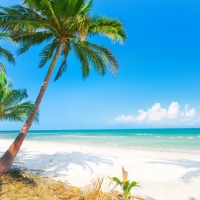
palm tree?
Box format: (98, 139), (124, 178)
(0, 0), (126, 175)
(0, 33), (15, 73)
(0, 71), (39, 122)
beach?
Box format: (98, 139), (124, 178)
(1, 0), (200, 199)
(0, 138), (200, 200)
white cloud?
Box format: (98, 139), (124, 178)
(136, 110), (148, 121)
(114, 102), (196, 124)
(115, 114), (135, 123)
(167, 102), (180, 118)
(184, 104), (196, 117)
(148, 103), (167, 121)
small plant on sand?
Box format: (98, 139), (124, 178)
(111, 167), (140, 200)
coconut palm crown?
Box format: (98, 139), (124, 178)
(0, 0), (126, 176)
(0, 0), (126, 80)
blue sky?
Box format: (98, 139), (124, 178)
(1, 0), (200, 130)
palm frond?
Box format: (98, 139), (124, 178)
(0, 5), (47, 32)
(0, 70), (6, 84)
(38, 38), (58, 68)
(3, 101), (39, 122)
(72, 41), (90, 78)
(65, 0), (85, 18)
(0, 32), (17, 44)
(0, 46), (15, 64)
(16, 32), (54, 55)
(42, 0), (61, 30)
(0, 87), (39, 122)
(54, 56), (67, 81)
(89, 15), (126, 44)
(54, 41), (70, 81)
(79, 0), (93, 15)
(0, 62), (6, 72)
(2, 89), (28, 109)
(0, 0), (126, 82)
(73, 40), (107, 78)
(83, 41), (118, 74)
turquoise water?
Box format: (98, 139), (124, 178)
(0, 129), (200, 151)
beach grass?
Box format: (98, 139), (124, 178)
(0, 169), (116, 200)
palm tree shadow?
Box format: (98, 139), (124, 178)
(148, 159), (200, 182)
(8, 168), (36, 185)
(12, 150), (114, 178)
(145, 196), (156, 200)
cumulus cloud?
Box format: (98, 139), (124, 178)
(115, 115), (135, 123)
(167, 102), (180, 118)
(184, 104), (196, 117)
(136, 110), (148, 121)
(114, 102), (196, 124)
(148, 103), (167, 121)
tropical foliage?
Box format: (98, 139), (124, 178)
(0, 33), (15, 73)
(0, 0), (126, 79)
(111, 167), (140, 200)
(0, 71), (38, 122)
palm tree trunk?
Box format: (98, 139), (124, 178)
(0, 40), (63, 176)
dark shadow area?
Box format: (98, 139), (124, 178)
(189, 198), (197, 200)
(8, 168), (36, 185)
(0, 168), (36, 198)
(148, 159), (200, 182)
(12, 150), (114, 178)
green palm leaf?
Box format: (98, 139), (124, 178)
(0, 0), (126, 80)
(0, 62), (5, 72)
(16, 32), (54, 56)
(111, 177), (123, 186)
(79, 0), (93, 15)
(0, 72), (38, 122)
(0, 32), (16, 73)
(128, 181), (140, 190)
(0, 87), (39, 122)
(89, 15), (126, 44)
(39, 38), (58, 68)
(0, 47), (15, 64)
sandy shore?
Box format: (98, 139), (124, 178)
(0, 139), (200, 200)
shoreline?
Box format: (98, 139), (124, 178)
(1, 138), (200, 155)
(0, 139), (200, 200)
(1, 128), (200, 153)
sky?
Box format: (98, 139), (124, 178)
(1, 0), (200, 130)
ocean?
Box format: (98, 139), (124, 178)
(0, 128), (200, 151)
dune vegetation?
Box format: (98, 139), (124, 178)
(0, 167), (142, 200)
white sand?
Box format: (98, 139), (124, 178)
(0, 139), (200, 200)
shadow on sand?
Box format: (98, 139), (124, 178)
(148, 159), (200, 182)
(145, 196), (198, 200)
(11, 149), (114, 178)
